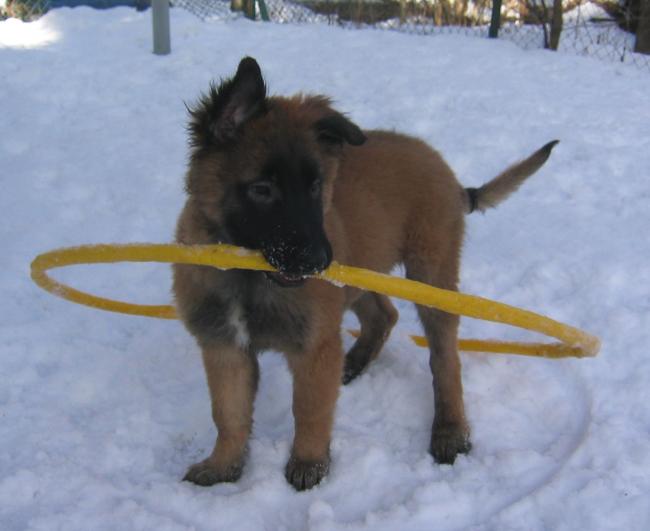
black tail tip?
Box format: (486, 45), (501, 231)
(542, 140), (560, 154)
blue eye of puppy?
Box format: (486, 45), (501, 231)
(247, 181), (275, 203)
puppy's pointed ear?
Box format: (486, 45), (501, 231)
(189, 57), (267, 148)
(314, 113), (366, 147)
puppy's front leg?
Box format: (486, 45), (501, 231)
(184, 343), (259, 486)
(285, 336), (343, 491)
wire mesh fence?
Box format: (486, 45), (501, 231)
(1, 0), (48, 19)
(2, 0), (649, 71)
(170, 0), (650, 70)
(0, 0), (149, 20)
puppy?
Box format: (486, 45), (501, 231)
(173, 57), (557, 490)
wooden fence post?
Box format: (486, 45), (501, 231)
(244, 0), (256, 19)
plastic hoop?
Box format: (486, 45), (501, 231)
(30, 243), (600, 359)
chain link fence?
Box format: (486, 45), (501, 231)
(1, 0), (48, 19)
(0, 0), (148, 20)
(172, 0), (650, 70)
(2, 0), (649, 71)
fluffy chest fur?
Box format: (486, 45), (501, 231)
(176, 267), (312, 354)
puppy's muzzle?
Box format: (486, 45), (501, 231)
(264, 238), (332, 287)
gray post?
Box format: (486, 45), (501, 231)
(152, 0), (171, 55)
(489, 0), (502, 39)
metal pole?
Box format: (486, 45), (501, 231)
(489, 0), (502, 39)
(152, 0), (171, 55)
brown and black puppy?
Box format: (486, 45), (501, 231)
(173, 57), (557, 491)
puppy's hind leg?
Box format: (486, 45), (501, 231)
(343, 292), (398, 385)
(414, 303), (471, 464)
(405, 235), (471, 465)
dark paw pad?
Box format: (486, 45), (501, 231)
(285, 455), (330, 491)
(430, 425), (471, 465)
(183, 459), (242, 486)
(342, 352), (370, 385)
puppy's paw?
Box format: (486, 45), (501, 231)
(342, 344), (373, 385)
(430, 423), (471, 465)
(342, 354), (367, 385)
(285, 455), (330, 491)
(183, 458), (243, 486)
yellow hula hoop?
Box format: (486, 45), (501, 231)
(30, 243), (600, 359)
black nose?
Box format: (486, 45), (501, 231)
(265, 239), (332, 276)
(303, 244), (332, 274)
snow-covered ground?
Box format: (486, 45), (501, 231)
(2, 7), (649, 530)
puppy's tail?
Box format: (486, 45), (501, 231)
(464, 140), (559, 214)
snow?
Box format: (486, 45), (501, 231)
(2, 6), (650, 530)
(0, 15), (61, 47)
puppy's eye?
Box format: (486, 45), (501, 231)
(247, 181), (276, 204)
(310, 179), (322, 198)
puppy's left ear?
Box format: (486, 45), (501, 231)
(315, 113), (366, 147)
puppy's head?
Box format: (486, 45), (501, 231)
(185, 57), (365, 285)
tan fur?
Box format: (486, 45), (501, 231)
(465, 140), (559, 213)
(183, 344), (258, 485)
(174, 80), (555, 489)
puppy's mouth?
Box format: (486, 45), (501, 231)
(264, 271), (307, 288)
